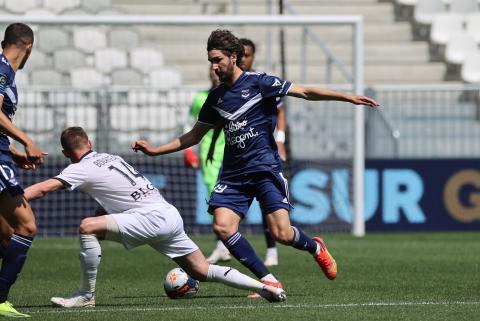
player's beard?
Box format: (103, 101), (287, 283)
(18, 50), (31, 70)
(218, 61), (234, 83)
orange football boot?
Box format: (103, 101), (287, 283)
(313, 237), (337, 280)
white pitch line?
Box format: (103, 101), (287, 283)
(24, 300), (480, 314)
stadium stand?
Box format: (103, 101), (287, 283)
(465, 13), (480, 42)
(461, 51), (480, 82)
(53, 48), (87, 73)
(94, 48), (128, 73)
(111, 67), (144, 86)
(70, 67), (109, 88)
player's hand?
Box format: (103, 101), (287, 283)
(349, 95), (379, 107)
(131, 140), (157, 156)
(25, 142), (47, 165)
(11, 152), (36, 170)
(276, 142), (288, 162)
(184, 147), (199, 168)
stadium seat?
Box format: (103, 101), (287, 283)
(53, 48), (87, 73)
(449, 0), (479, 14)
(461, 51), (480, 82)
(15, 106), (54, 132)
(5, 0), (36, 13)
(81, 0), (111, 13)
(31, 69), (66, 86)
(466, 13), (480, 43)
(70, 67), (108, 88)
(414, 0), (446, 25)
(94, 48), (128, 73)
(37, 28), (70, 53)
(111, 68), (144, 86)
(127, 91), (164, 106)
(148, 68), (182, 89)
(65, 105), (97, 131)
(73, 27), (107, 53)
(445, 33), (478, 64)
(430, 13), (464, 46)
(108, 28), (140, 50)
(43, 0), (80, 13)
(130, 48), (164, 74)
(14, 71), (29, 87)
(25, 8), (55, 16)
(26, 50), (51, 70)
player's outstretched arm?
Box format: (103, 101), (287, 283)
(24, 178), (64, 201)
(287, 84), (379, 107)
(0, 97), (47, 165)
(132, 121), (211, 156)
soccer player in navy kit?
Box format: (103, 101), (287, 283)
(0, 23), (46, 317)
(132, 29), (379, 291)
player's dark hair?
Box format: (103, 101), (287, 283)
(239, 38), (256, 54)
(207, 29), (244, 65)
(1, 23), (34, 49)
(61, 127), (89, 152)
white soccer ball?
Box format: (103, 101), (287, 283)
(163, 267), (199, 299)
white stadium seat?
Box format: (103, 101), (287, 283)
(53, 48), (87, 73)
(414, 0), (446, 25)
(25, 8), (55, 16)
(5, 0), (37, 13)
(73, 27), (107, 53)
(37, 28), (70, 53)
(15, 106), (54, 132)
(94, 48), (128, 73)
(26, 50), (51, 70)
(449, 0), (479, 14)
(70, 67), (108, 89)
(461, 51), (480, 82)
(445, 33), (478, 64)
(65, 105), (97, 131)
(14, 72), (29, 87)
(466, 13), (480, 43)
(43, 0), (80, 13)
(148, 68), (182, 89)
(430, 13), (464, 45)
(130, 48), (164, 74)
(109, 29), (140, 50)
(111, 68), (144, 86)
(31, 69), (66, 86)
(81, 0), (111, 13)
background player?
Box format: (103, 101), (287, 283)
(132, 29), (378, 292)
(0, 22), (46, 318)
(24, 127), (285, 308)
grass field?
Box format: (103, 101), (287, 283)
(8, 232), (480, 321)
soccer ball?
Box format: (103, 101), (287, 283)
(163, 268), (199, 299)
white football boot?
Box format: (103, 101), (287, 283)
(206, 241), (232, 264)
(258, 285), (286, 303)
(264, 247), (279, 267)
(51, 291), (95, 308)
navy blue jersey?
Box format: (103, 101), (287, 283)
(198, 71), (291, 179)
(0, 53), (17, 153)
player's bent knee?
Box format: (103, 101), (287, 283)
(79, 218), (99, 235)
(272, 229), (292, 245)
(17, 223), (37, 237)
(212, 223), (234, 240)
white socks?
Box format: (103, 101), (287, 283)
(79, 234), (101, 295)
(206, 264), (265, 291)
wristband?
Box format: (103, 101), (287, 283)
(274, 130), (286, 143)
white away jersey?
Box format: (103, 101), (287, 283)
(55, 151), (168, 214)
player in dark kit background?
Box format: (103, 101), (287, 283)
(0, 23), (47, 317)
(132, 29), (379, 292)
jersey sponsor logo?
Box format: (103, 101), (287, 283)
(272, 79), (282, 87)
(130, 183), (158, 201)
(241, 89), (250, 98)
(225, 119), (259, 149)
(213, 184), (228, 193)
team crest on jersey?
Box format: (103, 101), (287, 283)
(213, 184), (228, 193)
(241, 89), (250, 98)
(272, 79), (282, 87)
(0, 75), (6, 86)
(217, 97), (223, 104)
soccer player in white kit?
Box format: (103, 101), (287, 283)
(24, 127), (285, 308)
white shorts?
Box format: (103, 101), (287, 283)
(108, 203), (198, 258)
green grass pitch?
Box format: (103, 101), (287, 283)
(9, 232), (480, 321)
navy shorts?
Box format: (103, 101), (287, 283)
(0, 154), (24, 197)
(208, 171), (291, 219)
